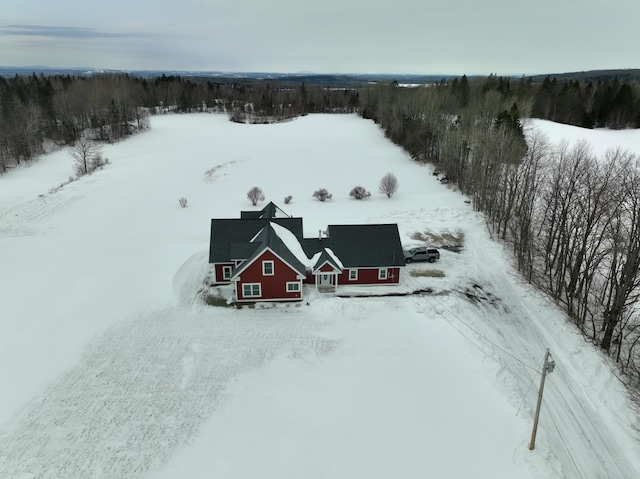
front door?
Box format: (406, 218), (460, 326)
(319, 274), (333, 286)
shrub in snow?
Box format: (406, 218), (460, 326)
(349, 185), (371, 200)
(247, 186), (265, 206)
(379, 172), (399, 198)
(284, 195), (293, 204)
(312, 188), (332, 202)
(178, 197), (188, 208)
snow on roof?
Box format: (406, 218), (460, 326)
(323, 247), (344, 269)
(310, 251), (321, 265)
(268, 221), (312, 267)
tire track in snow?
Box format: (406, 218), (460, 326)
(0, 190), (80, 237)
(0, 307), (338, 479)
(438, 225), (640, 479)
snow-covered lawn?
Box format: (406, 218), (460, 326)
(0, 113), (639, 478)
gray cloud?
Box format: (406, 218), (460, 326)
(0, 24), (147, 40)
(2, 0), (639, 74)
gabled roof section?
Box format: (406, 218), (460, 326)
(323, 224), (405, 268)
(268, 222), (311, 268)
(240, 201), (291, 220)
(312, 248), (344, 273)
(229, 242), (260, 261)
(231, 222), (308, 279)
(209, 217), (303, 263)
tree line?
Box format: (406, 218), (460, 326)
(0, 73), (149, 172)
(2, 71), (638, 173)
(0, 73), (362, 172)
(359, 78), (640, 388)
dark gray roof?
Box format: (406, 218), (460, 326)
(209, 217), (303, 263)
(229, 242), (260, 261)
(304, 224), (405, 268)
(240, 202), (291, 220)
(210, 205), (404, 270)
(231, 223), (307, 278)
(312, 249), (344, 272)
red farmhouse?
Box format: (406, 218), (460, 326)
(209, 202), (405, 302)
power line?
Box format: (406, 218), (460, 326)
(403, 272), (543, 401)
(427, 294), (540, 372)
(517, 361), (543, 416)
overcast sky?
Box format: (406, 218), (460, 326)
(2, 0), (639, 75)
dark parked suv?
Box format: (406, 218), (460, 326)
(403, 247), (440, 263)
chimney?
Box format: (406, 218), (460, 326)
(318, 229), (322, 240)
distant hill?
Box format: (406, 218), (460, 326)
(526, 69), (640, 83)
(0, 66), (454, 87)
(2, 66), (640, 86)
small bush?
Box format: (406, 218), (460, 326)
(284, 195), (293, 204)
(91, 154), (109, 171)
(178, 197), (188, 208)
(312, 188), (332, 202)
(349, 185), (371, 200)
(202, 294), (230, 307)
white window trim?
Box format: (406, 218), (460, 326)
(378, 268), (388, 280)
(286, 281), (301, 292)
(349, 269), (358, 281)
(222, 266), (232, 280)
(262, 260), (274, 276)
(242, 283), (261, 297)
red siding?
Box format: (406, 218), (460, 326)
(236, 250), (303, 302)
(319, 263), (336, 272)
(304, 270), (314, 284)
(213, 263), (234, 284)
(338, 267), (401, 285)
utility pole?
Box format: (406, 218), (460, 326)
(529, 348), (554, 450)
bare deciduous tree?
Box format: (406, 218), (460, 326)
(247, 186), (265, 206)
(379, 172), (399, 198)
(68, 138), (106, 177)
(312, 188), (332, 201)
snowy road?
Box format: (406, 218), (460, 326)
(428, 218), (640, 479)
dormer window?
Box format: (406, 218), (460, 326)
(263, 260), (274, 276)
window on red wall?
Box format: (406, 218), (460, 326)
(223, 266), (232, 280)
(263, 261), (274, 276)
(378, 268), (388, 280)
(243, 283), (261, 297)
(286, 282), (300, 292)
(349, 269), (358, 280)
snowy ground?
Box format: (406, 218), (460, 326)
(0, 113), (639, 478)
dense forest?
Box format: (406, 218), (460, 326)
(2, 71), (640, 387)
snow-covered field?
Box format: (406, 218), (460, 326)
(0, 113), (639, 478)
